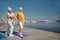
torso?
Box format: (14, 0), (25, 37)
(7, 13), (14, 22)
(17, 12), (24, 22)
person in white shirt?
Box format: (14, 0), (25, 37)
(5, 7), (15, 36)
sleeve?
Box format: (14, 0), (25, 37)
(7, 13), (9, 19)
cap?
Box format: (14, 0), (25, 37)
(19, 7), (23, 10)
(8, 7), (12, 10)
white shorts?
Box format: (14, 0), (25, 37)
(18, 22), (24, 28)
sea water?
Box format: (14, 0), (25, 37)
(24, 22), (60, 33)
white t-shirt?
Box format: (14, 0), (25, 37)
(7, 13), (14, 16)
(7, 13), (14, 22)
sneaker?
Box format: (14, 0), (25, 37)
(20, 34), (23, 38)
(9, 34), (14, 37)
(5, 32), (7, 35)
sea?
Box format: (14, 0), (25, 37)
(24, 22), (60, 33)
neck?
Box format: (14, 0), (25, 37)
(19, 11), (22, 12)
(8, 12), (12, 14)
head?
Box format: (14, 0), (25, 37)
(19, 7), (23, 12)
(8, 7), (12, 13)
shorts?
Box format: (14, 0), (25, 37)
(18, 22), (24, 28)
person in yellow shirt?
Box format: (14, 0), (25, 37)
(15, 7), (24, 38)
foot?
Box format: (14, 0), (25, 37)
(5, 32), (7, 35)
(9, 34), (14, 37)
(20, 34), (23, 38)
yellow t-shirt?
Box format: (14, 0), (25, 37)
(15, 12), (24, 23)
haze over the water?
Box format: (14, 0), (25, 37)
(0, 0), (60, 20)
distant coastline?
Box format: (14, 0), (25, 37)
(0, 18), (60, 24)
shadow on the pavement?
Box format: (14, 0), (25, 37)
(0, 31), (6, 34)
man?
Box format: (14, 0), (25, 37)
(5, 7), (15, 36)
(15, 7), (24, 37)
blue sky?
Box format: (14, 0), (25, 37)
(0, 0), (60, 20)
